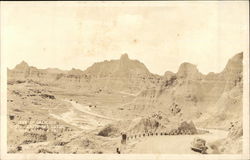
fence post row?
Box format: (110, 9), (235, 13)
(127, 131), (193, 142)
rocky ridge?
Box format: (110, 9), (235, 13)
(8, 54), (161, 93)
(8, 52), (243, 128)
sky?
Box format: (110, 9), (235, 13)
(1, 1), (249, 75)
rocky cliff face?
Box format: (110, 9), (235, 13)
(196, 53), (243, 128)
(8, 53), (243, 128)
(130, 53), (243, 128)
(85, 54), (150, 76)
(8, 54), (161, 93)
(8, 61), (66, 83)
(82, 54), (160, 93)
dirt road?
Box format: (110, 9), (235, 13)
(126, 129), (228, 154)
(65, 99), (120, 121)
(50, 99), (119, 130)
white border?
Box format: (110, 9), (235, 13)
(1, 1), (249, 160)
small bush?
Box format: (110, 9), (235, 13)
(16, 80), (26, 84)
(40, 94), (55, 99)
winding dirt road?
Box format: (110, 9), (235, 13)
(51, 99), (228, 154)
(126, 129), (228, 154)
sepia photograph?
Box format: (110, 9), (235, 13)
(0, 1), (249, 160)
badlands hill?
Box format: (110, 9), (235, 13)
(8, 54), (161, 93)
(130, 52), (243, 128)
(7, 52), (244, 154)
(82, 53), (161, 93)
(8, 52), (243, 128)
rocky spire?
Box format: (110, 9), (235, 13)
(120, 53), (129, 61)
(177, 62), (200, 79)
(14, 60), (29, 70)
(223, 52), (243, 73)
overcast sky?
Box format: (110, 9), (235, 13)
(1, 1), (249, 75)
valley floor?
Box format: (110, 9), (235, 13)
(6, 81), (242, 154)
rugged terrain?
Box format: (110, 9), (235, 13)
(7, 53), (243, 154)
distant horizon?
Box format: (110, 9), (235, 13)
(8, 52), (243, 76)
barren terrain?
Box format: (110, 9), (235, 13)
(7, 53), (243, 154)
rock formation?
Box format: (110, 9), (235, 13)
(8, 52), (243, 129)
(130, 52), (243, 128)
(8, 54), (161, 93)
